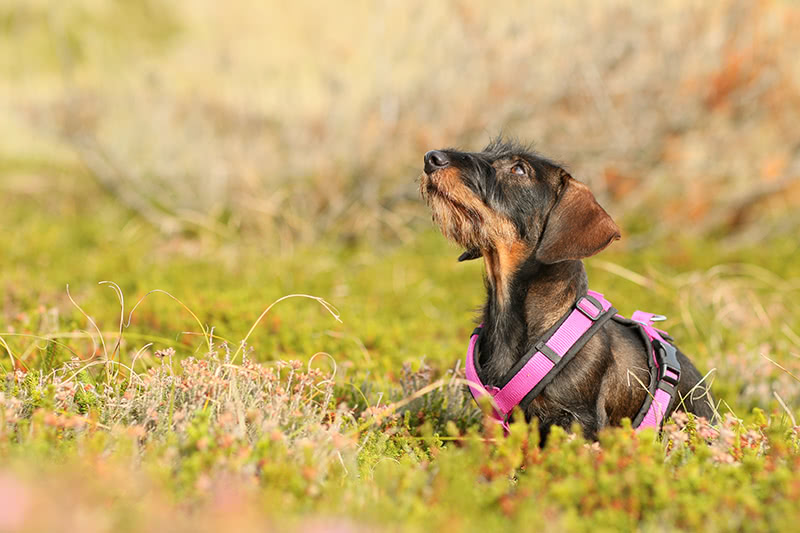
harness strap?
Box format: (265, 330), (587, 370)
(465, 291), (615, 424)
(492, 291), (616, 415)
(464, 292), (682, 433)
(630, 312), (682, 431)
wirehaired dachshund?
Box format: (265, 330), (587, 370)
(420, 139), (714, 441)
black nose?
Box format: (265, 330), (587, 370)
(424, 150), (450, 173)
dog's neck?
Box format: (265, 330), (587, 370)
(477, 255), (588, 386)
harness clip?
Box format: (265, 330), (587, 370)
(654, 340), (681, 386)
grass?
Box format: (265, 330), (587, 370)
(2, 179), (800, 530)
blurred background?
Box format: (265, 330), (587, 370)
(3, 0), (799, 249)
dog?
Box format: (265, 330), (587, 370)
(420, 139), (714, 441)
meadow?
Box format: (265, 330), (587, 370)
(2, 1), (800, 531)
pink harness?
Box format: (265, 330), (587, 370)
(464, 290), (681, 433)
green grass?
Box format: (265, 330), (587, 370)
(2, 167), (800, 531)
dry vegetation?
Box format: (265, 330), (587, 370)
(3, 0), (799, 245)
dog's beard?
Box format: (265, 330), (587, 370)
(420, 171), (519, 256)
(420, 179), (484, 250)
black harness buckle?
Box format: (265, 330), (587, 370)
(654, 340), (681, 387)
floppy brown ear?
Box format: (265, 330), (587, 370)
(536, 174), (621, 264)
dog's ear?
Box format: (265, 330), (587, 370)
(458, 248), (482, 262)
(536, 172), (620, 264)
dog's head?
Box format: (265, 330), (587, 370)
(419, 139), (620, 265)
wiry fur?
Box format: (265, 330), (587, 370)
(420, 139), (715, 442)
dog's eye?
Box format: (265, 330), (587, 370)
(511, 163), (526, 176)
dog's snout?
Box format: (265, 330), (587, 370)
(424, 150), (450, 174)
